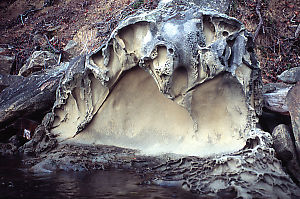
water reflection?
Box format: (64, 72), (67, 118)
(0, 157), (199, 199)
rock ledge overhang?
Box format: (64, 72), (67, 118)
(42, 0), (263, 156)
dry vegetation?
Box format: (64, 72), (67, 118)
(0, 0), (158, 74)
(0, 0), (299, 82)
(229, 0), (299, 83)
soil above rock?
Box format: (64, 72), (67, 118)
(1, 0), (299, 82)
(0, 0), (158, 75)
(228, 0), (300, 83)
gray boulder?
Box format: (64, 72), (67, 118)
(263, 83), (292, 114)
(0, 63), (68, 128)
(18, 51), (59, 77)
(0, 74), (25, 92)
(272, 124), (295, 162)
(278, 67), (300, 84)
(287, 82), (300, 159)
(272, 124), (300, 183)
(0, 46), (15, 74)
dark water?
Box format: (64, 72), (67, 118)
(0, 157), (199, 199)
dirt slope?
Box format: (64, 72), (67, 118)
(0, 0), (158, 74)
(0, 0), (299, 82)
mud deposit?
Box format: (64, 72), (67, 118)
(0, 157), (199, 199)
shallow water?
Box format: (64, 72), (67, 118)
(0, 157), (199, 199)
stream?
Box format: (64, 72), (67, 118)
(0, 156), (200, 199)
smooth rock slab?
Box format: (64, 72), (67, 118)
(0, 63), (67, 128)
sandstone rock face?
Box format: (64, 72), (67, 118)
(154, 129), (300, 198)
(47, 0), (262, 156)
(20, 1), (300, 197)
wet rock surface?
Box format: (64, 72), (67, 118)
(21, 128), (300, 198)
(0, 156), (200, 199)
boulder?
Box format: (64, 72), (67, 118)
(63, 40), (79, 60)
(0, 46), (15, 74)
(272, 124), (300, 184)
(286, 82), (300, 159)
(0, 74), (25, 92)
(263, 83), (292, 114)
(277, 67), (300, 84)
(63, 40), (78, 54)
(272, 124), (296, 162)
(18, 51), (59, 77)
(0, 63), (68, 128)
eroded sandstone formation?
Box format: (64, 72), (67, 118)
(19, 0), (300, 198)
(45, 0), (262, 157)
(153, 129), (298, 198)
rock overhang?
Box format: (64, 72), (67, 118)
(47, 0), (263, 156)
